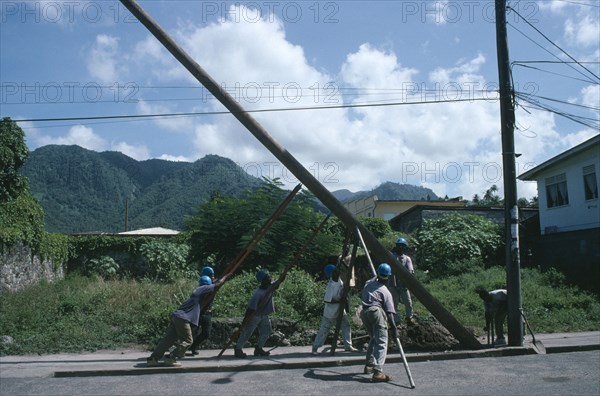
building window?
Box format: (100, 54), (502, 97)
(545, 173), (569, 208)
(583, 165), (598, 201)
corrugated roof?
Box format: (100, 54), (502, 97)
(118, 227), (180, 235)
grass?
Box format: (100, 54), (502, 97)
(0, 267), (598, 356)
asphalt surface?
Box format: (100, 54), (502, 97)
(1, 331), (598, 379)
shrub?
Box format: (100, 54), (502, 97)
(414, 213), (503, 278)
(139, 239), (194, 282)
(85, 256), (120, 279)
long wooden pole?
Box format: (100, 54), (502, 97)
(120, 0), (481, 350)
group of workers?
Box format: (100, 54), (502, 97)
(146, 237), (507, 383)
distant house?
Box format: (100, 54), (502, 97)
(518, 134), (599, 292)
(343, 194), (466, 221)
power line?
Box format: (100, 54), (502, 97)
(516, 92), (600, 130)
(11, 96), (495, 124)
(512, 62), (599, 85)
(508, 6), (600, 82)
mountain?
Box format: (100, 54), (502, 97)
(21, 145), (262, 233)
(330, 181), (439, 204)
(21, 145), (441, 233)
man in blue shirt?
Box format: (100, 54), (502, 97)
(234, 269), (283, 358)
(360, 263), (398, 382)
(147, 273), (227, 367)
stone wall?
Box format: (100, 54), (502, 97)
(0, 242), (64, 293)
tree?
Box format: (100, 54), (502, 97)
(0, 117), (30, 202)
(185, 179), (342, 276)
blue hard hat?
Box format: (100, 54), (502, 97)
(199, 275), (212, 285)
(201, 266), (214, 276)
(324, 264), (337, 278)
(396, 237), (408, 246)
(256, 270), (269, 282)
(377, 263), (392, 277)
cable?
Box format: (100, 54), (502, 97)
(11, 96), (495, 124)
(512, 62), (599, 85)
(508, 6), (600, 82)
(516, 92), (600, 130)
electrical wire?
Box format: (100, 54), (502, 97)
(508, 6), (600, 82)
(12, 96), (495, 124)
(512, 62), (599, 85)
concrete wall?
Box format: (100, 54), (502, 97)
(0, 242), (64, 293)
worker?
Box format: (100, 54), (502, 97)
(147, 273), (227, 367)
(360, 263), (398, 382)
(312, 264), (358, 355)
(475, 287), (508, 346)
(389, 237), (415, 325)
(190, 266), (216, 355)
(234, 269), (284, 358)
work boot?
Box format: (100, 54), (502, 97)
(372, 370), (392, 382)
(163, 356), (182, 367)
(234, 348), (247, 358)
(406, 317), (416, 326)
(345, 346), (358, 352)
(146, 357), (159, 367)
(254, 347), (270, 356)
(363, 365), (374, 374)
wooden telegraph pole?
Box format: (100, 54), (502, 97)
(495, 0), (524, 346)
(120, 0), (482, 350)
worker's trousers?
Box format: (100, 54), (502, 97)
(312, 313), (353, 349)
(360, 306), (388, 371)
(150, 315), (193, 360)
(391, 285), (413, 320)
(236, 314), (272, 350)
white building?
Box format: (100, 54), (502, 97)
(519, 135), (599, 235)
(518, 134), (599, 292)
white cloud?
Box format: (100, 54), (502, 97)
(87, 34), (123, 83)
(124, 4), (587, 200)
(36, 125), (107, 150)
(581, 85), (600, 109)
(565, 14), (600, 48)
(111, 141), (150, 161)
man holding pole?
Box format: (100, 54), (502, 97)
(360, 263), (398, 382)
(312, 264), (357, 355)
(234, 269), (284, 358)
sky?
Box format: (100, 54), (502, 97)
(1, 0), (599, 200)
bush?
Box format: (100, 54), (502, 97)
(414, 213), (503, 278)
(139, 240), (194, 282)
(85, 256), (120, 279)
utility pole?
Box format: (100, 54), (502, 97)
(120, 0), (482, 350)
(495, 0), (523, 346)
(124, 198), (128, 232)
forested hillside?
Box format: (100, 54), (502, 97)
(21, 145), (262, 233)
(21, 145), (441, 234)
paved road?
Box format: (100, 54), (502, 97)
(1, 332), (598, 395)
(2, 350), (599, 395)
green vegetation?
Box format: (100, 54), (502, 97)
(1, 265), (598, 356)
(185, 179), (342, 275)
(21, 145), (262, 233)
(0, 118), (69, 264)
(414, 213), (503, 278)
